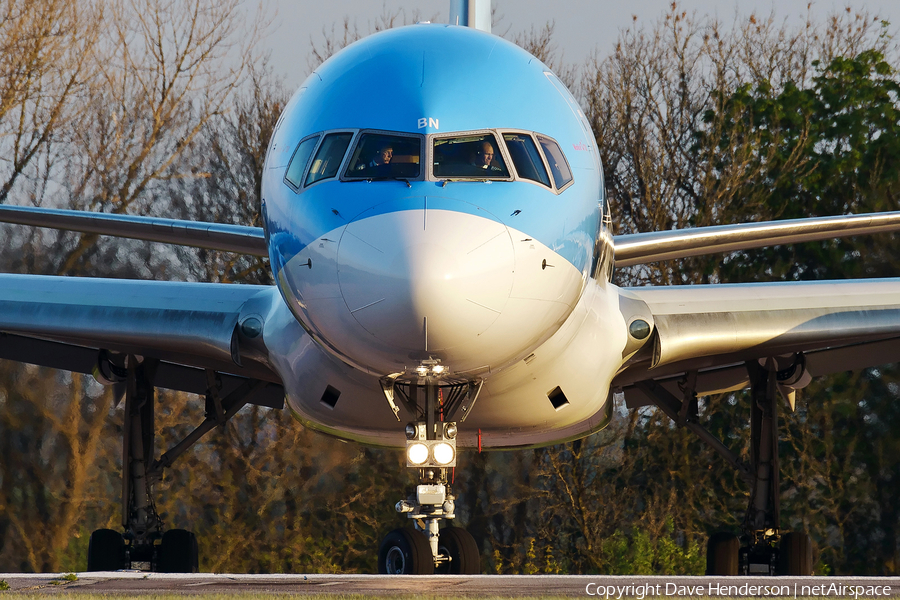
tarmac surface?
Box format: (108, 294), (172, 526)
(0, 573), (898, 597)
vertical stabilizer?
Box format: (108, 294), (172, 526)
(449, 0), (491, 33)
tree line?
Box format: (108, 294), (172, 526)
(0, 0), (897, 574)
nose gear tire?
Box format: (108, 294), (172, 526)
(378, 528), (434, 575)
(435, 526), (480, 574)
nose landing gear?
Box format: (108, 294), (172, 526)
(377, 372), (482, 575)
(378, 447), (481, 574)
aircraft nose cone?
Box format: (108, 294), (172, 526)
(337, 201), (514, 355)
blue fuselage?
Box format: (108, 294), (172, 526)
(262, 23), (604, 380)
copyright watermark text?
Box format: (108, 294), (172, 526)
(584, 582), (894, 598)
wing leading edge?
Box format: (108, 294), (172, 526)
(0, 204), (268, 256)
(613, 211), (900, 266)
(3, 205), (897, 268)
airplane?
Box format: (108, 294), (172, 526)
(2, 0), (900, 577)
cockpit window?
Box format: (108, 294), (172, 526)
(306, 132), (353, 186)
(345, 133), (421, 179)
(433, 134), (510, 178)
(537, 135), (573, 189)
(284, 135), (320, 189)
(502, 133), (551, 188)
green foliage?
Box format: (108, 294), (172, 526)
(543, 545), (564, 575)
(0, 579), (8, 591)
(491, 549), (504, 574)
(692, 47), (900, 574)
(700, 49), (900, 283)
(523, 538), (539, 574)
(599, 527), (693, 575)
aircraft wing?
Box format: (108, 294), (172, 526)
(615, 279), (900, 407)
(1, 205), (896, 265)
(0, 274), (284, 408)
(0, 204), (268, 256)
(613, 212), (900, 266)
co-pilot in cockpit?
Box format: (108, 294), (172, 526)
(432, 133), (510, 178)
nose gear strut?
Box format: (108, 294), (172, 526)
(377, 366), (482, 574)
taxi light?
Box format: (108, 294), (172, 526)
(432, 442), (455, 465)
(407, 443), (429, 465)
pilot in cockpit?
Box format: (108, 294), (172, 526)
(358, 144), (393, 170)
(471, 141), (502, 173)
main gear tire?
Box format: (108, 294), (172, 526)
(158, 528), (199, 573)
(87, 528), (125, 571)
(778, 531), (813, 576)
(706, 532), (739, 576)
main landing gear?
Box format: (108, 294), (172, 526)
(377, 366), (482, 574)
(636, 356), (814, 576)
(86, 352), (269, 572)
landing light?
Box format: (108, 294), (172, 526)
(432, 442), (455, 465)
(414, 362), (448, 376)
(407, 443), (429, 465)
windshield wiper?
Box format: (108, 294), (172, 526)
(371, 176), (412, 187)
(440, 178), (491, 186)
(346, 177), (411, 187)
